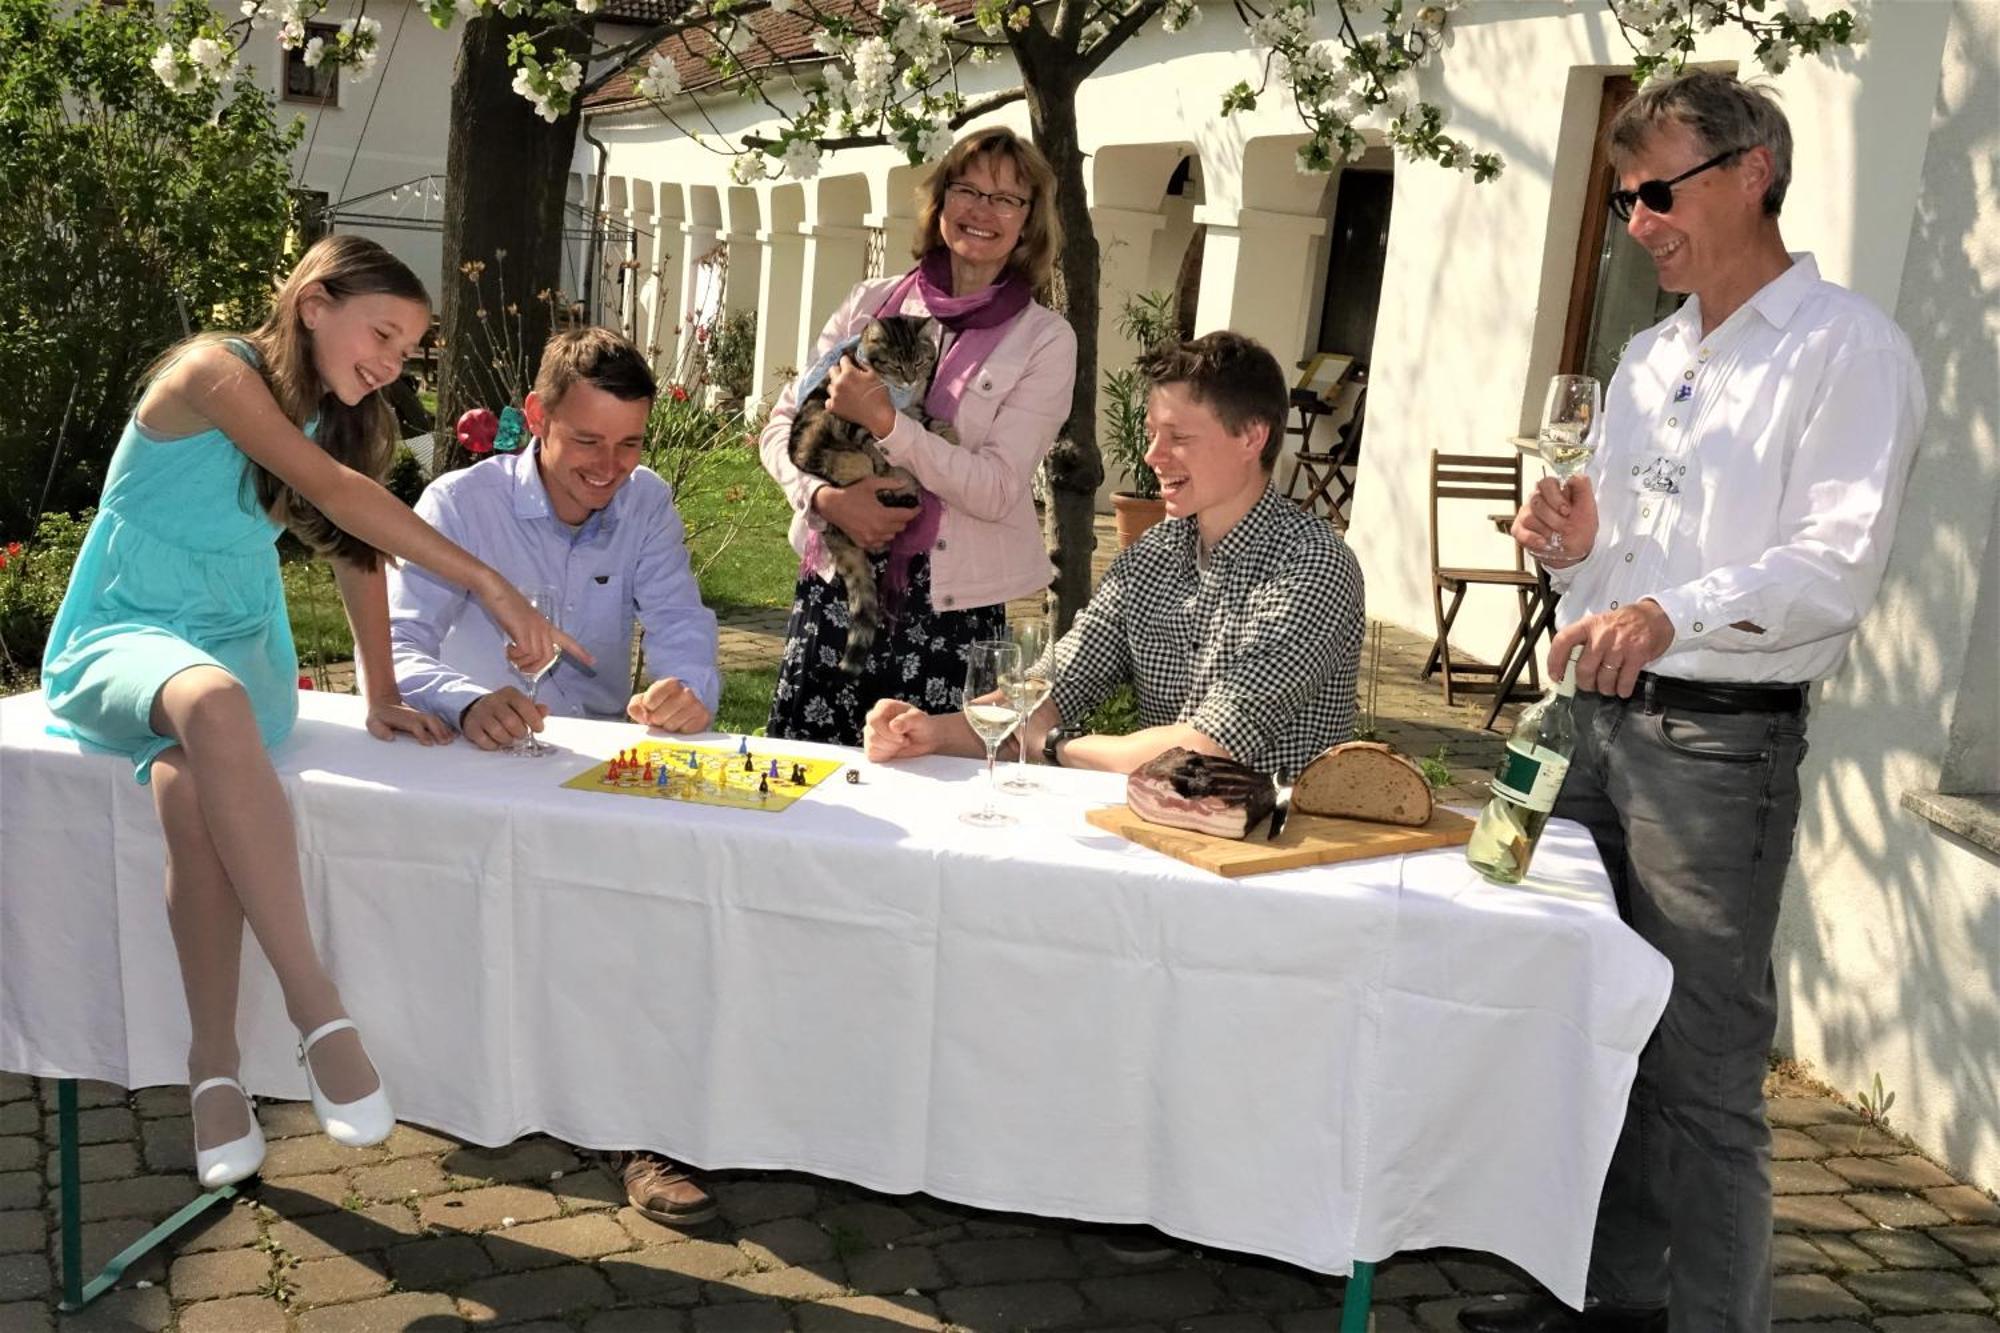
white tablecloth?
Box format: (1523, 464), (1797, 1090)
(0, 690), (1669, 1303)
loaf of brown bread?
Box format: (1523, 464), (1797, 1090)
(1292, 741), (1434, 827)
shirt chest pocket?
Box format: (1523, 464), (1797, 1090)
(565, 573), (629, 674)
(950, 360), (1025, 446)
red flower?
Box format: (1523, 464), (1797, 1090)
(455, 407), (499, 455)
(669, 385), (689, 403)
(4, 542), (19, 556)
(0, 554), (8, 571)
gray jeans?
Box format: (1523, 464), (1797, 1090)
(1552, 688), (1810, 1333)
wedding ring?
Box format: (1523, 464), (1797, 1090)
(1599, 661), (1622, 672)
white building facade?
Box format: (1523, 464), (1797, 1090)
(583, 1), (2000, 1190)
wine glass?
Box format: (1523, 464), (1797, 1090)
(960, 640), (1024, 828)
(508, 586), (562, 758)
(1538, 374), (1602, 554)
(998, 617), (1053, 795)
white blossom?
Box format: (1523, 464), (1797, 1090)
(919, 121), (955, 160)
(812, 29), (843, 57)
(781, 138), (823, 179)
(1782, 0), (1810, 21)
(729, 151), (771, 185)
(576, 0), (601, 12)
(1757, 42), (1791, 73)
(302, 35), (327, 67)
(187, 36), (227, 77)
(1160, 0), (1199, 30)
(1848, 6), (1870, 42)
(637, 52), (683, 101)
(150, 42), (195, 92)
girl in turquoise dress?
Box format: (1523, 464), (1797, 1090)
(42, 236), (589, 1189)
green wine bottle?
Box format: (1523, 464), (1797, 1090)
(1465, 645), (1585, 884)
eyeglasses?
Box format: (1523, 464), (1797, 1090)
(944, 181), (1031, 217)
(1608, 147), (1747, 222)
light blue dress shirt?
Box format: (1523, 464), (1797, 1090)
(388, 445), (720, 725)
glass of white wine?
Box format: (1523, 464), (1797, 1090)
(1538, 374), (1602, 554)
(998, 617), (1053, 795)
(960, 640), (1025, 828)
(508, 585), (563, 758)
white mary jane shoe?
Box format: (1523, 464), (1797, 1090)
(190, 1077), (266, 1189)
(298, 1018), (396, 1148)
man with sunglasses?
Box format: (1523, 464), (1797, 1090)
(1464, 71), (1925, 1333)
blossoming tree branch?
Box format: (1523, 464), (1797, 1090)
(154, 0), (1864, 185)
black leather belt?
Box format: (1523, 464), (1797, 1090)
(1636, 672), (1808, 715)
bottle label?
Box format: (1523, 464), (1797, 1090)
(1490, 743), (1571, 814)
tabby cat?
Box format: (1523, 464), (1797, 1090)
(789, 315), (943, 675)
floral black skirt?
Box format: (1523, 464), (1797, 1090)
(765, 553), (1006, 746)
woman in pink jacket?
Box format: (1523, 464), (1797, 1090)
(759, 127), (1077, 744)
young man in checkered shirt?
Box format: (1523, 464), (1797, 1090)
(864, 330), (1364, 777)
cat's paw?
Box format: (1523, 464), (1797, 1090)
(875, 489), (922, 510)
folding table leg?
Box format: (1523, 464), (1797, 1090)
(55, 1078), (239, 1312)
(1339, 1259), (1376, 1331)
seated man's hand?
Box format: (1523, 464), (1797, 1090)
(459, 687), (548, 751)
(628, 677), (713, 733)
(863, 698), (940, 762)
(365, 698), (454, 746)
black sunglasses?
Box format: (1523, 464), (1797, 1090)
(1609, 147), (1747, 222)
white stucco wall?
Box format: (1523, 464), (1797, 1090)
(1776, 0), (2000, 1193)
(228, 0), (456, 293)
(1346, 0), (1954, 663)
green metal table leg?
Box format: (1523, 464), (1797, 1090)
(1338, 1259), (1376, 1332)
(54, 1078), (240, 1313)
(58, 1079), (81, 1309)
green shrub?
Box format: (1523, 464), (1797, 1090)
(385, 446), (428, 509)
(701, 310), (758, 400)
(0, 0), (299, 539)
(0, 509), (94, 684)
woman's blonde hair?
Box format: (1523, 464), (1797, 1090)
(911, 127), (1063, 292)
(146, 234), (430, 569)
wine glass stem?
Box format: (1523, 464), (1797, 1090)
(984, 741), (1000, 818)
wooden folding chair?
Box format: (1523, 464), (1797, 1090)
(1284, 377), (1367, 527)
(1423, 451), (1543, 707)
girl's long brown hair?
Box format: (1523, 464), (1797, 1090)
(146, 234), (430, 569)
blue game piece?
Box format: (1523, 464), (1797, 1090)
(767, 759), (781, 779)
(737, 735), (748, 755)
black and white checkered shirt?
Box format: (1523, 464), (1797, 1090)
(1046, 486), (1364, 776)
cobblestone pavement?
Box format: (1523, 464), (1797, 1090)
(28, 516), (1994, 1330)
(4, 1066), (1998, 1331)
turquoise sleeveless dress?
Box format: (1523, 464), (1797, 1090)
(42, 341), (303, 785)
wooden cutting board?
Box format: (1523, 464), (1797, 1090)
(1085, 803), (1476, 878)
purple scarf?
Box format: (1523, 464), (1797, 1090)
(807, 253), (1032, 614)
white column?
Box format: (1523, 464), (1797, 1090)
(755, 228), (808, 404)
(796, 223), (871, 370)
(723, 232), (762, 315)
(675, 221), (718, 380)
(1190, 205), (1328, 368)
(1091, 206), (1169, 508)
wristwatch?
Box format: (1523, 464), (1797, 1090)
(1042, 722), (1069, 768)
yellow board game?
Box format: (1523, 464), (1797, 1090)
(561, 740), (847, 813)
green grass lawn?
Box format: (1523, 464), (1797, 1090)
(681, 444), (797, 614)
(717, 667), (778, 736)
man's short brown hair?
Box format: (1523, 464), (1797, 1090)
(533, 326), (657, 412)
(1137, 332), (1290, 469)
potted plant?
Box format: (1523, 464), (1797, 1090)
(1104, 291), (1178, 547)
(1102, 366), (1162, 548)
(699, 309), (757, 416)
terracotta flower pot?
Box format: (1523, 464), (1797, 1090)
(1112, 492), (1167, 548)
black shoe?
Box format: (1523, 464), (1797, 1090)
(1457, 1292), (1666, 1333)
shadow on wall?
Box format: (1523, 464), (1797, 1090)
(1776, 2), (2000, 1181)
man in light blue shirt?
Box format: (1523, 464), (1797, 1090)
(389, 327), (720, 750)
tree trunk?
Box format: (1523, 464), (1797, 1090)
(435, 14), (589, 471)
(1016, 42), (1100, 637)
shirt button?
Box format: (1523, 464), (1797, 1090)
(1610, 600), (1621, 609)
(935, 539), (948, 552)
(1698, 347), (1711, 360)
(942, 595), (955, 608)
(1693, 621), (1704, 632)
(1667, 417), (1678, 427)
(1683, 370), (1695, 381)
(1677, 466), (1687, 475)
(1642, 507), (1652, 518)
(1624, 552), (1634, 563)
(1631, 466), (1641, 476)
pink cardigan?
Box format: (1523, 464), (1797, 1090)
(758, 275), (1078, 612)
